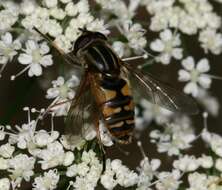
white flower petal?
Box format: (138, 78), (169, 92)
(18, 53), (32, 65)
(150, 39), (164, 52)
(182, 56), (195, 71)
(159, 53), (171, 64)
(2, 33), (12, 45)
(68, 75), (79, 87)
(40, 55), (53, 66)
(26, 40), (38, 51)
(65, 2), (78, 17)
(46, 88), (60, 99)
(67, 91), (74, 99)
(198, 155), (213, 169)
(30, 63), (42, 76)
(198, 75), (212, 89)
(52, 76), (65, 86)
(172, 34), (181, 46)
(184, 82), (199, 97)
(63, 152), (74, 166)
(0, 57), (8, 64)
(215, 158), (222, 172)
(0, 178), (10, 190)
(13, 40), (22, 50)
(196, 58), (210, 73)
(160, 29), (172, 41)
(28, 68), (34, 77)
(178, 70), (191, 81)
(40, 42), (50, 55)
(151, 159), (161, 171)
(44, 0), (58, 8)
(112, 41), (125, 58)
(172, 48), (183, 60)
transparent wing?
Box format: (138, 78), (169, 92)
(65, 72), (97, 137)
(123, 63), (199, 114)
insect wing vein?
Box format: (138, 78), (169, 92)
(123, 63), (199, 114)
(65, 72), (96, 137)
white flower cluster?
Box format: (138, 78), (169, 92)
(143, 0), (222, 56)
(202, 128), (222, 158)
(0, 0), (109, 79)
(18, 40), (53, 78)
(0, 109), (212, 189)
(150, 29), (183, 65)
(1, 109), (222, 189)
(0, 32), (21, 67)
(66, 150), (103, 190)
(193, 89), (219, 118)
(46, 75), (79, 116)
(33, 169), (60, 190)
(136, 98), (173, 130)
(0, 110), (73, 189)
(0, 115), (164, 190)
(178, 56), (211, 97)
(150, 118), (196, 156)
(101, 159), (138, 189)
(96, 0), (147, 55)
(137, 156), (161, 190)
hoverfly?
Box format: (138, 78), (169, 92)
(35, 28), (198, 145)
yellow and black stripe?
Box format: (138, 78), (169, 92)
(100, 76), (135, 144)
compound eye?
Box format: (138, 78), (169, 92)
(73, 31), (107, 54)
(94, 32), (107, 41)
(73, 35), (91, 54)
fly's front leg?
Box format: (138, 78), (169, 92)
(94, 117), (105, 154)
(38, 99), (73, 120)
(122, 54), (148, 62)
(121, 54), (155, 68)
(93, 115), (106, 172)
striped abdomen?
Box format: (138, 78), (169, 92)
(94, 76), (135, 144)
(79, 37), (135, 143)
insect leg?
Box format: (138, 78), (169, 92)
(49, 99), (73, 109)
(94, 119), (105, 154)
(93, 117), (106, 172)
(34, 27), (64, 55)
(122, 54), (148, 62)
(38, 99), (73, 120)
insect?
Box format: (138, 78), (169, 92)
(35, 28), (199, 145)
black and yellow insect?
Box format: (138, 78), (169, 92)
(35, 28), (198, 145)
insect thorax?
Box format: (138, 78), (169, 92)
(74, 31), (120, 77)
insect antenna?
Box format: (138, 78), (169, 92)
(33, 27), (81, 68)
(34, 27), (63, 54)
(101, 152), (106, 173)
